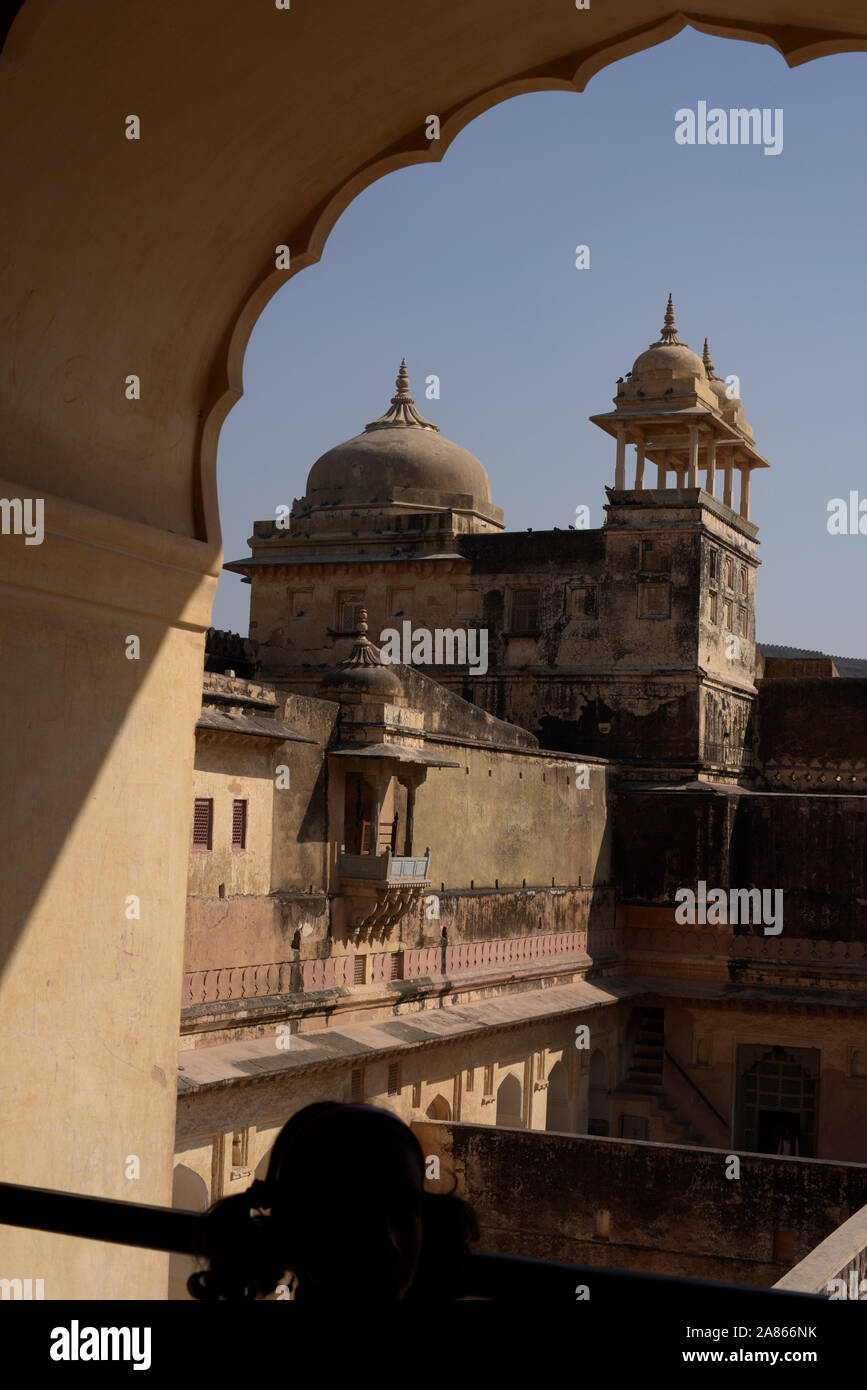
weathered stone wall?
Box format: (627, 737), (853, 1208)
(615, 789), (867, 940)
(411, 744), (611, 892)
(272, 692), (338, 891)
(189, 738), (276, 897)
(756, 677), (867, 784)
(414, 1120), (867, 1285)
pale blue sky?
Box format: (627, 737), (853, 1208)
(215, 28), (867, 658)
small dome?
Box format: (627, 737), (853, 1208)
(300, 360), (494, 514)
(317, 611), (403, 703)
(629, 295), (704, 384)
(631, 341), (705, 380)
(319, 662), (403, 699)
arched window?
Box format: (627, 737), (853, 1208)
(496, 1073), (524, 1128)
(545, 1059), (572, 1133)
(426, 1094), (451, 1121)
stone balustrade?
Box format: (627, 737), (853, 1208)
(181, 929), (587, 1006)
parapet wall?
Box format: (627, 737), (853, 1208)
(756, 677), (867, 783)
(615, 789), (867, 940)
(414, 1120), (867, 1287)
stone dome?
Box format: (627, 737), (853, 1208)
(701, 338), (753, 438)
(629, 296), (704, 385)
(631, 340), (705, 380)
(299, 360), (494, 515)
(317, 611), (404, 703)
(319, 661), (403, 700)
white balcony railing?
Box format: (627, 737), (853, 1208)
(338, 847), (431, 884)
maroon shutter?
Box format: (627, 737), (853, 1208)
(231, 799), (247, 849)
(193, 798), (212, 849)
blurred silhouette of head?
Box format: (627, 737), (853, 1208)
(189, 1101), (473, 1300)
(267, 1102), (424, 1299)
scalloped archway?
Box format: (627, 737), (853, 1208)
(3, 0), (867, 1303)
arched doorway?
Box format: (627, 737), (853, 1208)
(735, 1045), (819, 1156)
(545, 1059), (572, 1133)
(496, 1073), (524, 1129)
(426, 1094), (451, 1121)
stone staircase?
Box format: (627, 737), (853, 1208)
(618, 1006), (705, 1145)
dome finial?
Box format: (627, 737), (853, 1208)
(365, 359), (440, 433)
(659, 293), (682, 345)
(394, 358), (411, 398)
(702, 337), (716, 376)
(341, 608), (383, 668)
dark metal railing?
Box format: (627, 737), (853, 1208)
(0, 1180), (823, 1301)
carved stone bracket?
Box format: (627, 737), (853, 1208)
(348, 883), (429, 941)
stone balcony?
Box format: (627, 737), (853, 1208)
(337, 847), (431, 939)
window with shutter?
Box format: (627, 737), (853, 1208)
(389, 952), (403, 981)
(511, 588), (540, 633)
(338, 592), (366, 631)
(231, 799), (247, 850)
(353, 954), (366, 985)
(193, 797), (213, 851)
(350, 1068), (364, 1102)
(387, 1063), (400, 1096)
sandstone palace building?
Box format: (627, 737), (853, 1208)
(170, 302), (867, 1295)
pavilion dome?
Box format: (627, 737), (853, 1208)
(318, 611), (404, 703)
(628, 296), (705, 386)
(300, 360), (494, 514)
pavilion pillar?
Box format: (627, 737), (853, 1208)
(723, 453), (734, 508)
(634, 432), (646, 490)
(739, 465), (751, 521)
(615, 427), (626, 489)
(705, 438), (716, 497)
(687, 425), (699, 487)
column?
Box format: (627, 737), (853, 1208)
(687, 425), (699, 487)
(675, 466), (686, 489)
(0, 479), (215, 1299)
(705, 438), (716, 497)
(370, 779), (382, 855)
(404, 781), (416, 856)
(739, 465), (751, 521)
(656, 456), (667, 489)
(615, 427), (626, 490)
(634, 432), (646, 490)
(723, 453), (734, 508)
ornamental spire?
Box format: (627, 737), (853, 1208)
(702, 337), (718, 377)
(658, 293), (682, 345)
(340, 609), (383, 668)
(365, 359), (440, 432)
